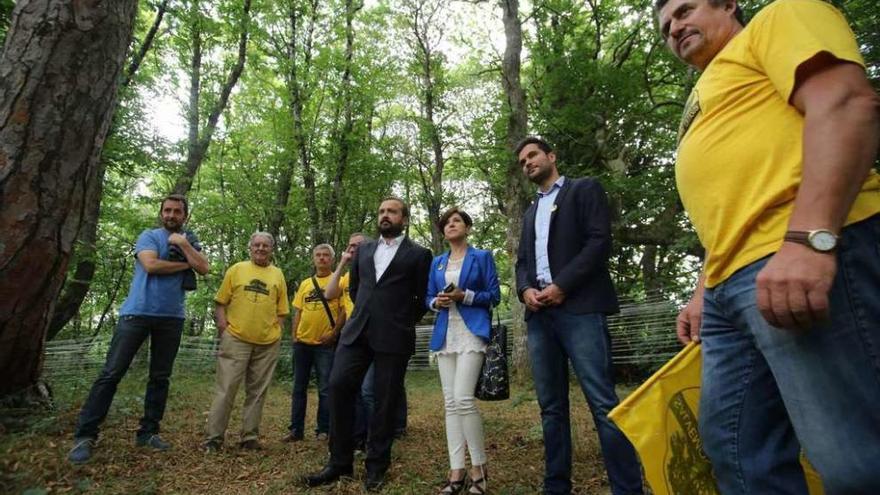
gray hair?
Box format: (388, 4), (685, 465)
(313, 243), (335, 258)
(249, 231), (275, 248)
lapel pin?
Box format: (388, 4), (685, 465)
(551, 204), (558, 212)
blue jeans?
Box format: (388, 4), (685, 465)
(527, 309), (643, 495)
(700, 215), (880, 495)
(75, 315), (184, 440)
(353, 363), (408, 443)
(289, 342), (334, 435)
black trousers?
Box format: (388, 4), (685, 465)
(327, 333), (410, 474)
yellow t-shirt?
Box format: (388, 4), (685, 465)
(340, 272), (353, 317)
(214, 261), (289, 345)
(675, 0), (880, 287)
(292, 273), (345, 345)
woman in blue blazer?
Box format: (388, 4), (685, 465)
(427, 207), (501, 495)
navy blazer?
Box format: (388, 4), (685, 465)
(427, 246), (501, 351)
(515, 177), (619, 318)
(342, 237), (433, 355)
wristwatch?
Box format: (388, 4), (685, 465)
(783, 229), (838, 252)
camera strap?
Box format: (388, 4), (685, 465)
(311, 276), (336, 328)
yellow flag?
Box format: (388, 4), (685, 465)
(608, 344), (824, 495)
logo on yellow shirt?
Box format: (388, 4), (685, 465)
(244, 279), (269, 301)
(304, 288), (325, 305)
(677, 89), (701, 146)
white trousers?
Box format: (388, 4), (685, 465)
(437, 351), (487, 469)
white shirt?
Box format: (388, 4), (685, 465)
(374, 234), (405, 281)
(535, 176), (565, 287)
(436, 260), (486, 355)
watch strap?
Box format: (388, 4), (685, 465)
(783, 230), (810, 245)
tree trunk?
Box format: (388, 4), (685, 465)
(640, 244), (660, 297)
(290, 1), (320, 244)
(173, 0), (252, 196)
(269, 0), (318, 240)
(47, 1), (170, 340)
(46, 166), (102, 341)
(321, 0), (361, 246)
(408, 0), (445, 255)
(0, 0), (139, 397)
(499, 0), (531, 372)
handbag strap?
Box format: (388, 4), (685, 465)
(311, 275), (336, 328)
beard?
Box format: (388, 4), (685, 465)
(527, 165), (551, 185)
(378, 219), (404, 238)
(162, 218), (182, 232)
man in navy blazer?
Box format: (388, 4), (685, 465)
(303, 197), (432, 492)
(514, 137), (643, 495)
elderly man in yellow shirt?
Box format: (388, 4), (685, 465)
(203, 232), (289, 452)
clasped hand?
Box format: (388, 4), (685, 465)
(523, 284), (566, 312)
(168, 232), (189, 246)
(436, 288), (465, 308)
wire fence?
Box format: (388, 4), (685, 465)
(43, 298), (681, 384)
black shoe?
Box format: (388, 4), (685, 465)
(239, 439), (263, 450)
(302, 465), (353, 487)
(364, 470), (386, 492)
(281, 431), (304, 443)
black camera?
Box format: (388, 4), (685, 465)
(167, 230), (200, 291)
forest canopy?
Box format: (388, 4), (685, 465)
(1, 0), (877, 345)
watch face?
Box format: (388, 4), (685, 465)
(809, 231), (837, 252)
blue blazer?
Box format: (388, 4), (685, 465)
(427, 246), (501, 352)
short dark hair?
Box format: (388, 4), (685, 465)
(380, 196), (410, 219)
(654, 0), (745, 27)
(514, 136), (553, 157)
(437, 207), (474, 232)
(161, 194), (189, 216)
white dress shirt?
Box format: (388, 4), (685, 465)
(374, 234), (405, 281)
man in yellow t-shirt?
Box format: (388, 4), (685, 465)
(657, 0), (880, 492)
(283, 243), (345, 442)
(204, 232), (288, 452)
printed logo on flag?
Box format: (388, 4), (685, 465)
(665, 388), (719, 495)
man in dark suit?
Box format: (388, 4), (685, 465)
(514, 137), (643, 495)
(303, 197), (433, 492)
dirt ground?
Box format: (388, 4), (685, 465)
(0, 369), (639, 494)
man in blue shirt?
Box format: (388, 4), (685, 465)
(68, 194), (209, 464)
(515, 137), (643, 495)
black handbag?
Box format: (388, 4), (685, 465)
(475, 314), (509, 401)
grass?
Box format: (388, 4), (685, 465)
(0, 367), (636, 494)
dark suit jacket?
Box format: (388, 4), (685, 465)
(515, 177), (619, 318)
(341, 236), (433, 355)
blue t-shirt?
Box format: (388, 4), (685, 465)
(118, 228), (201, 319)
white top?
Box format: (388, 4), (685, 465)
(436, 257), (487, 355)
(374, 234), (404, 281)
